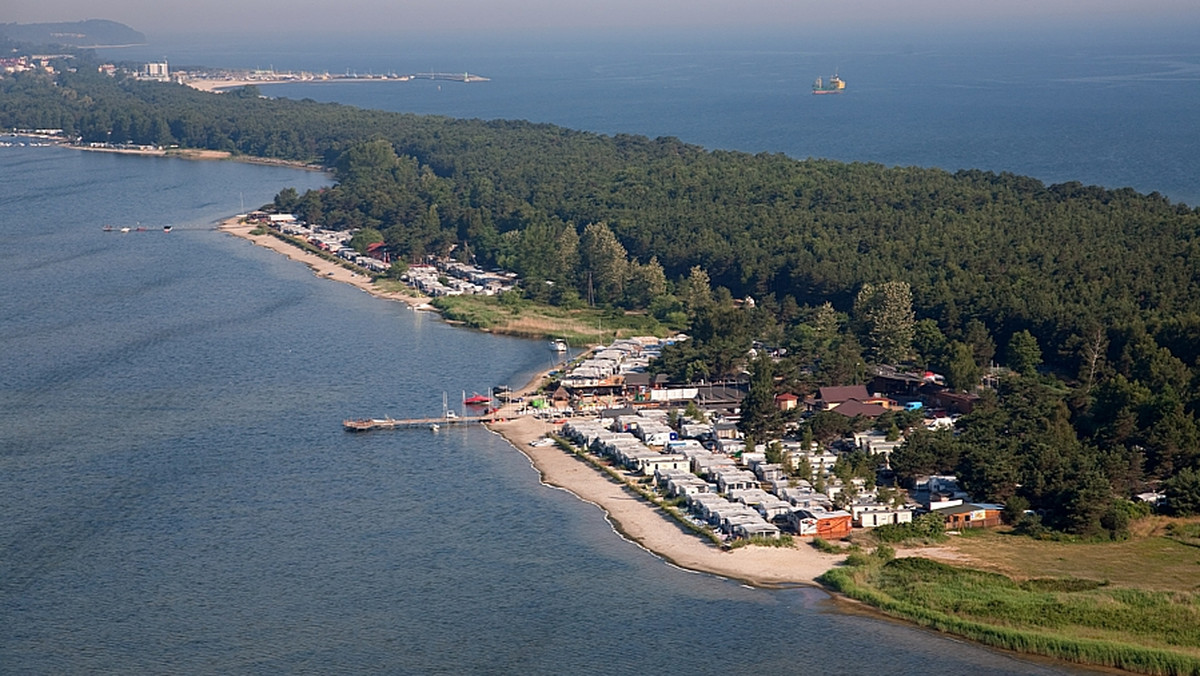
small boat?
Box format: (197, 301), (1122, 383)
(813, 72), (846, 95)
(430, 423), (439, 432)
(102, 225), (113, 232)
(119, 227), (131, 233)
(464, 393), (491, 406)
(550, 339), (568, 352)
(163, 224), (172, 233)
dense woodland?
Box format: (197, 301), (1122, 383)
(5, 56), (1200, 536)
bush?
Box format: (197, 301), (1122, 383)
(844, 550), (873, 567)
(873, 513), (947, 543)
(811, 537), (842, 554)
(1003, 495), (1030, 525)
(1164, 468), (1200, 516)
(729, 534), (795, 549)
(873, 543), (896, 563)
(1013, 511), (1049, 538)
(1019, 578), (1106, 593)
(1165, 522), (1200, 541)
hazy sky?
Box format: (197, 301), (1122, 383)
(9, 0), (1200, 37)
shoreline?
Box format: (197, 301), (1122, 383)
(49, 138), (327, 172)
(216, 215), (1170, 675)
(217, 214), (843, 587)
(217, 217), (433, 309)
(185, 77), (400, 92)
(486, 415), (844, 587)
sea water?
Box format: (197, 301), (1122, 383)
(116, 28), (1200, 206)
(10, 24), (1189, 670)
(0, 147), (1102, 673)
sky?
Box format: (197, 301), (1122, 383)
(8, 0), (1200, 38)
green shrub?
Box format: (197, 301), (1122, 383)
(873, 513), (947, 543)
(844, 551), (873, 567)
(873, 543), (896, 562)
(811, 537), (842, 554)
(1165, 522), (1200, 540)
(729, 534), (794, 549)
(1019, 578), (1106, 593)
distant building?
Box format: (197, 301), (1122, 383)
(144, 61), (169, 80)
(817, 385), (870, 408)
(774, 392), (799, 411)
(936, 503), (1003, 530)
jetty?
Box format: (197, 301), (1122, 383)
(412, 72), (490, 82)
(342, 415), (505, 432)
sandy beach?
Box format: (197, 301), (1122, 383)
(488, 416), (844, 587)
(220, 215), (844, 587)
(186, 78), (301, 93)
(218, 218), (432, 309)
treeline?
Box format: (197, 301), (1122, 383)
(4, 64), (1200, 534)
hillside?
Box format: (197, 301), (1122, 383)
(0, 20), (145, 47)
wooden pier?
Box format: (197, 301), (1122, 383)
(342, 415), (498, 432)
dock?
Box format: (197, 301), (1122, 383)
(343, 415), (499, 432)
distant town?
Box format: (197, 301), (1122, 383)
(2, 54), (488, 90)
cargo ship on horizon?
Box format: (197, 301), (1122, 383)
(812, 72), (845, 94)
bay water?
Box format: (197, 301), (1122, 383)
(9, 25), (1191, 671)
(0, 145), (1098, 674)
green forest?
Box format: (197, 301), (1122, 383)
(4, 54), (1200, 537)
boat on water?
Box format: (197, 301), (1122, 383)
(163, 224), (172, 233)
(102, 225), (113, 232)
(812, 73), (845, 95)
(463, 392), (491, 406)
(550, 339), (568, 352)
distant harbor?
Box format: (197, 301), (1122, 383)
(183, 67), (489, 92)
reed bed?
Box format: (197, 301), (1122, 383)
(820, 556), (1200, 675)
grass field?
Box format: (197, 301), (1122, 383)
(929, 520), (1200, 591)
(823, 519), (1200, 675)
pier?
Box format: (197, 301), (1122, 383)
(412, 72), (490, 82)
(343, 414), (502, 432)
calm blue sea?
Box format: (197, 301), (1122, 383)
(116, 28), (1200, 206)
(4, 26), (1188, 672)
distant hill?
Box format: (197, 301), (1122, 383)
(0, 20), (145, 47)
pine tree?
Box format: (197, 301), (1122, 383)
(738, 356), (782, 440)
(1006, 329), (1042, 375)
(854, 281), (915, 365)
(579, 222), (629, 305)
(680, 265), (714, 316)
(943, 340), (981, 392)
